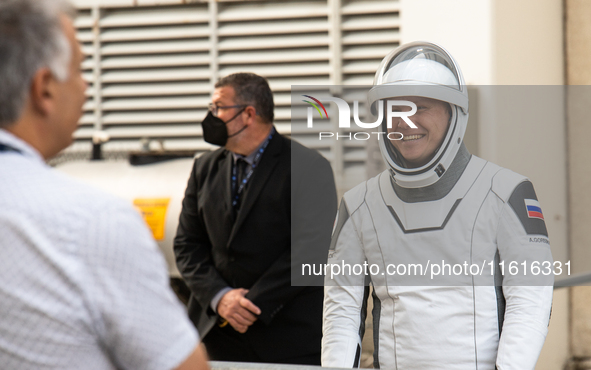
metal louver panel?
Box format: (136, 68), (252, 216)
(218, 18), (328, 36)
(216, 0), (330, 141)
(338, 0), (400, 189)
(99, 7), (210, 27)
(75, 8), (96, 136)
(341, 0), (400, 85)
(70, 0), (400, 192)
(72, 2), (211, 154)
(217, 1), (328, 21)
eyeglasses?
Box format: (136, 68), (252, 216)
(207, 103), (247, 117)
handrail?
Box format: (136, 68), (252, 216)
(210, 361), (343, 370)
(554, 271), (591, 289)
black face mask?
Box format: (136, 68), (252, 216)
(201, 108), (247, 146)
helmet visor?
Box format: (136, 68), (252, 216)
(369, 43), (468, 115)
(380, 44), (461, 89)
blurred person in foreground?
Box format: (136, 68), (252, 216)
(322, 42), (553, 369)
(0, 0), (208, 369)
(174, 72), (337, 364)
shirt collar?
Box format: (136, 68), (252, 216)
(232, 126), (275, 166)
(0, 129), (46, 164)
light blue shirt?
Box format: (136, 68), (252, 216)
(0, 129), (198, 370)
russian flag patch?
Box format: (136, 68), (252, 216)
(524, 199), (544, 220)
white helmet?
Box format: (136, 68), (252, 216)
(368, 41), (469, 188)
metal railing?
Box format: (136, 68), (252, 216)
(554, 271), (591, 289)
(210, 362), (342, 370)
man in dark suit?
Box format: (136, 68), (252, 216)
(174, 73), (337, 365)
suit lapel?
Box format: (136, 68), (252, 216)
(227, 133), (283, 246)
(206, 151), (234, 248)
(222, 151), (234, 220)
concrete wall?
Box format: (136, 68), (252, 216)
(493, 0), (563, 85)
(490, 3), (568, 367)
(400, 0), (494, 85)
(566, 0), (591, 363)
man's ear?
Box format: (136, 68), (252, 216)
(244, 105), (257, 124)
(30, 67), (56, 117)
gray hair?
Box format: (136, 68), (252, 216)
(0, 0), (76, 127)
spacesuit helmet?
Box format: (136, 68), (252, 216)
(367, 41), (469, 188)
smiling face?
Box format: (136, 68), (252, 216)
(387, 96), (451, 168)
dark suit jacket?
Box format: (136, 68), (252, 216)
(174, 132), (337, 362)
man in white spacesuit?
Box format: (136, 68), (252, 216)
(322, 42), (553, 369)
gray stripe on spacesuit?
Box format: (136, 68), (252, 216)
(390, 143), (472, 203)
(329, 198), (350, 252)
(353, 345), (361, 368)
(372, 288), (381, 369)
(386, 198), (462, 234)
(494, 250), (506, 336)
(354, 283), (370, 368)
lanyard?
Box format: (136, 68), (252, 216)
(231, 130), (274, 207)
(0, 143), (21, 155)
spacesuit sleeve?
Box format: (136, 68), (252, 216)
(495, 180), (553, 370)
(322, 198), (369, 368)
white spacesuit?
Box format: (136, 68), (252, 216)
(322, 42), (553, 370)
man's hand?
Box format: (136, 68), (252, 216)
(217, 288), (261, 333)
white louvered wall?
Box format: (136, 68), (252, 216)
(69, 0), (400, 186)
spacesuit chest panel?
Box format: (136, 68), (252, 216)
(358, 157), (500, 287)
(378, 156), (488, 231)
